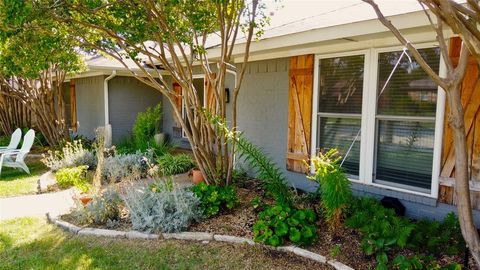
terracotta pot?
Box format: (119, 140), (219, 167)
(74, 194), (92, 205)
(191, 169), (205, 185)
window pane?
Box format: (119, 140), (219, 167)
(319, 55), (364, 114)
(377, 48), (440, 117)
(318, 117), (361, 176)
(375, 120), (435, 191)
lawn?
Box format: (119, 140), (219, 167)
(0, 160), (47, 197)
(0, 217), (330, 270)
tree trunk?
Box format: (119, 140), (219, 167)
(447, 84), (480, 265)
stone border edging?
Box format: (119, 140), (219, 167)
(46, 213), (354, 270)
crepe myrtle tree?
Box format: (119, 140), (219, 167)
(0, 0), (83, 146)
(363, 0), (480, 265)
(52, 0), (270, 185)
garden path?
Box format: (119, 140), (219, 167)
(0, 188), (75, 220)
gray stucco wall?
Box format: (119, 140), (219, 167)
(75, 75), (105, 139)
(108, 76), (163, 143)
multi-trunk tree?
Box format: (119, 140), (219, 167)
(0, 1), (83, 145)
(52, 0), (269, 185)
(363, 0), (480, 266)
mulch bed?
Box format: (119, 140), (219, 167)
(62, 178), (475, 269)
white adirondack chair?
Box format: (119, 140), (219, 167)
(0, 128), (22, 153)
(0, 129), (35, 176)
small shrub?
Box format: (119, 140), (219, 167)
(102, 154), (148, 183)
(55, 165), (90, 192)
(133, 104), (161, 152)
(253, 204), (317, 247)
(123, 181), (202, 233)
(408, 212), (465, 256)
(156, 153), (196, 176)
(42, 140), (96, 171)
(191, 182), (238, 217)
(72, 189), (123, 226)
(346, 197), (415, 269)
(308, 149), (352, 230)
(392, 255), (461, 270)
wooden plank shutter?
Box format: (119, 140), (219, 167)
(439, 37), (480, 206)
(286, 54), (314, 173)
(173, 82), (183, 127)
(205, 74), (217, 113)
(69, 80), (77, 131)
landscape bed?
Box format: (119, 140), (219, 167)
(60, 178), (471, 269)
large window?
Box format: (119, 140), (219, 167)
(317, 54), (365, 177)
(373, 48), (440, 192)
(312, 46), (443, 196)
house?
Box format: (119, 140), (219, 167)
(65, 1), (480, 223)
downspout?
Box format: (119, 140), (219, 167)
(104, 70), (117, 147)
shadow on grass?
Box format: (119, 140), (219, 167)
(0, 218), (329, 270)
(0, 161), (47, 182)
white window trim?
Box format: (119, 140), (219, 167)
(311, 44), (446, 199)
(182, 74), (206, 138)
(310, 49), (370, 184)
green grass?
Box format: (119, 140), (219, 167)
(0, 217), (326, 270)
(0, 160), (47, 197)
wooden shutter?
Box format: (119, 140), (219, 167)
(439, 37), (480, 206)
(205, 74), (217, 113)
(173, 82), (183, 127)
(286, 54), (314, 173)
(69, 80), (77, 131)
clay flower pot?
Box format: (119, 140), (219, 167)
(191, 169), (205, 185)
(74, 194), (93, 205)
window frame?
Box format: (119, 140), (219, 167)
(311, 44), (446, 198)
(311, 49), (371, 182)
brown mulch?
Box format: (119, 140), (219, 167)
(61, 178), (475, 269)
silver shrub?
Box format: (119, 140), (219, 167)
(102, 154), (147, 183)
(122, 182), (203, 233)
(42, 140), (96, 171)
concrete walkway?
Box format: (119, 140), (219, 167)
(0, 188), (76, 220)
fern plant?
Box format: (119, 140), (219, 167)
(208, 113), (294, 205)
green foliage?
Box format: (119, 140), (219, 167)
(72, 189), (123, 227)
(42, 140), (96, 171)
(0, 1), (83, 78)
(133, 104), (162, 152)
(346, 197), (415, 269)
(392, 255), (462, 270)
(191, 182), (238, 217)
(408, 212), (465, 255)
(330, 245), (341, 258)
(156, 153), (196, 176)
(253, 204), (317, 247)
(123, 182), (202, 233)
(308, 149), (352, 229)
(55, 165), (90, 193)
(231, 133), (294, 206)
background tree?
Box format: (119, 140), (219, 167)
(363, 0), (480, 265)
(52, 0), (269, 185)
(0, 0), (83, 146)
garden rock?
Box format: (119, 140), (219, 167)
(78, 228), (126, 238)
(214, 234), (255, 245)
(292, 247), (327, 263)
(126, 231), (159, 240)
(328, 260), (355, 270)
(38, 171), (57, 193)
(162, 232), (213, 241)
